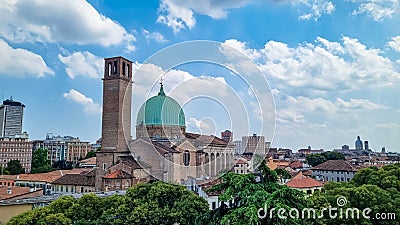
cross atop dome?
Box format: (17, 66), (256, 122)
(158, 77), (165, 96)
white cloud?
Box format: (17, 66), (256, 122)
(187, 117), (216, 135)
(58, 51), (103, 79)
(223, 39), (261, 61)
(387, 36), (400, 52)
(335, 98), (388, 110)
(351, 0), (399, 21)
(259, 36), (400, 93)
(276, 95), (388, 125)
(375, 122), (400, 129)
(63, 89), (101, 114)
(142, 29), (168, 43)
(0, 39), (54, 78)
(0, 0), (135, 50)
(295, 0), (335, 21)
(157, 0), (251, 33)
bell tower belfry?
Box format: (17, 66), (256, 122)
(96, 56), (133, 190)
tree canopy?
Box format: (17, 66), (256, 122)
(84, 150), (96, 159)
(0, 165), (10, 175)
(306, 151), (345, 167)
(7, 182), (209, 225)
(31, 148), (52, 174)
(6, 159), (25, 175)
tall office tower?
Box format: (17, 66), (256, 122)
(242, 134), (265, 154)
(0, 98), (25, 137)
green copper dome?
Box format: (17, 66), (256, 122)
(136, 85), (185, 127)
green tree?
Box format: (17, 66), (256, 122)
(275, 168), (291, 179)
(322, 151), (345, 161)
(7, 182), (209, 225)
(6, 159), (25, 174)
(306, 151), (345, 167)
(31, 148), (52, 174)
(0, 165), (10, 175)
(84, 150), (96, 159)
(308, 164), (400, 225)
(202, 172), (309, 225)
(306, 154), (327, 167)
(52, 159), (73, 170)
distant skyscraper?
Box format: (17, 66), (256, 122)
(0, 98), (25, 137)
(355, 136), (363, 150)
(242, 134), (265, 154)
(221, 130), (233, 143)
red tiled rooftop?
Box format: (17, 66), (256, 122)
(289, 161), (303, 169)
(311, 160), (358, 172)
(235, 159), (248, 164)
(286, 177), (324, 189)
(0, 186), (43, 200)
(16, 168), (93, 183)
(103, 170), (134, 179)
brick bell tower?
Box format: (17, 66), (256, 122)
(95, 56), (133, 190)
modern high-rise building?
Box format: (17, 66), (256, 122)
(0, 132), (32, 173)
(242, 134), (265, 154)
(0, 98), (25, 137)
(32, 134), (92, 163)
(233, 140), (243, 155)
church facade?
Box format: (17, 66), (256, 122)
(95, 56), (234, 191)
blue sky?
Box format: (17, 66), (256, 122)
(0, 0), (399, 151)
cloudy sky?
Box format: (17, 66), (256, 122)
(1, 0), (399, 151)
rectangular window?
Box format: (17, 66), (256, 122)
(212, 202), (216, 210)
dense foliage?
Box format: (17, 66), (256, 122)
(6, 159), (25, 174)
(308, 164), (400, 225)
(306, 151), (345, 167)
(84, 150), (96, 159)
(0, 165), (10, 175)
(7, 162), (400, 225)
(7, 182), (209, 225)
(52, 159), (73, 170)
(31, 148), (52, 174)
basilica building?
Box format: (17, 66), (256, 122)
(95, 56), (234, 191)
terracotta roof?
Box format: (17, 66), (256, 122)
(197, 178), (223, 196)
(16, 168), (92, 183)
(117, 155), (143, 169)
(0, 186), (43, 200)
(289, 161), (303, 169)
(292, 171), (304, 180)
(151, 140), (180, 154)
(103, 170), (134, 179)
(0, 175), (18, 180)
(311, 160), (358, 172)
(79, 157), (96, 165)
(302, 170), (313, 176)
(235, 159), (248, 164)
(267, 159), (289, 170)
(185, 133), (228, 146)
(286, 177), (324, 189)
(51, 173), (95, 186)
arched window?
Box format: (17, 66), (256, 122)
(126, 64), (130, 77)
(113, 61), (117, 74)
(183, 150), (190, 166)
(108, 63), (112, 76)
(122, 62), (126, 75)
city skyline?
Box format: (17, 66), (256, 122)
(0, 0), (399, 151)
